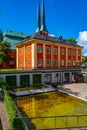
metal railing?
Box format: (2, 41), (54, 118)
(14, 114), (87, 130)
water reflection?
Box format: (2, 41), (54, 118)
(16, 92), (87, 117)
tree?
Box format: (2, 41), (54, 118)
(0, 41), (12, 64)
(66, 38), (77, 44)
(0, 30), (3, 42)
(82, 56), (87, 63)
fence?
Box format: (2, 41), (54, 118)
(14, 114), (87, 130)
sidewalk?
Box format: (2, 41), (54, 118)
(0, 95), (11, 130)
(58, 83), (87, 102)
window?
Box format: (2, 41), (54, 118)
(54, 60), (57, 66)
(76, 61), (80, 66)
(46, 47), (50, 53)
(27, 60), (30, 66)
(38, 59), (42, 66)
(61, 48), (64, 55)
(61, 60), (64, 66)
(46, 60), (50, 66)
(38, 46), (42, 53)
(78, 50), (81, 56)
(54, 48), (57, 54)
(20, 60), (22, 66)
(28, 47), (30, 53)
(20, 48), (22, 54)
(73, 50), (76, 56)
(73, 61), (76, 66)
(68, 60), (71, 66)
(68, 49), (71, 56)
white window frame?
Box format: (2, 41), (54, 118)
(38, 46), (42, 53)
(20, 48), (22, 54)
(20, 60), (22, 66)
(68, 60), (71, 66)
(73, 50), (76, 56)
(73, 61), (76, 66)
(78, 50), (81, 56)
(46, 60), (50, 66)
(61, 48), (64, 55)
(27, 60), (30, 66)
(38, 59), (42, 66)
(54, 47), (57, 54)
(46, 47), (50, 53)
(28, 47), (30, 53)
(54, 60), (57, 66)
(61, 60), (64, 66)
(68, 49), (71, 56)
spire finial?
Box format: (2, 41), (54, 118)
(36, 0), (41, 32)
(40, 0), (48, 33)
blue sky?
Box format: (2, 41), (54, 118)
(0, 0), (87, 55)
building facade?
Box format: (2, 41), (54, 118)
(16, 36), (82, 70)
(1, 30), (29, 68)
(15, 0), (83, 85)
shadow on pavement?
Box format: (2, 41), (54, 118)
(0, 117), (3, 130)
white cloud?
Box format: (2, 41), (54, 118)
(49, 34), (55, 37)
(77, 31), (87, 56)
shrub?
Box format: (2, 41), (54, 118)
(0, 77), (5, 87)
(4, 90), (25, 130)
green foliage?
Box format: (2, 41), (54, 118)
(6, 76), (17, 87)
(20, 75), (30, 86)
(0, 77), (8, 90)
(0, 30), (3, 42)
(4, 90), (25, 130)
(0, 41), (12, 63)
(82, 56), (87, 63)
(66, 38), (77, 44)
(33, 74), (41, 84)
(0, 77), (5, 87)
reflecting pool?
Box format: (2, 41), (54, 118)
(15, 92), (87, 129)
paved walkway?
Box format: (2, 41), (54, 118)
(0, 95), (11, 130)
(58, 83), (87, 102)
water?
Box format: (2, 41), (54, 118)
(15, 92), (87, 129)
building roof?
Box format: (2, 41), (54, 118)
(4, 30), (29, 38)
(3, 30), (30, 50)
(22, 32), (83, 48)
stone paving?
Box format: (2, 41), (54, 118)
(58, 83), (87, 102)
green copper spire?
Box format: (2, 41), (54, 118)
(36, 0), (41, 32)
(40, 0), (48, 32)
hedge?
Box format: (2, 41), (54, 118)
(4, 89), (26, 130)
(0, 77), (5, 87)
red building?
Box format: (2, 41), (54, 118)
(1, 30), (29, 68)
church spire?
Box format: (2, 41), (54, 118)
(40, 0), (48, 34)
(36, 0), (41, 32)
